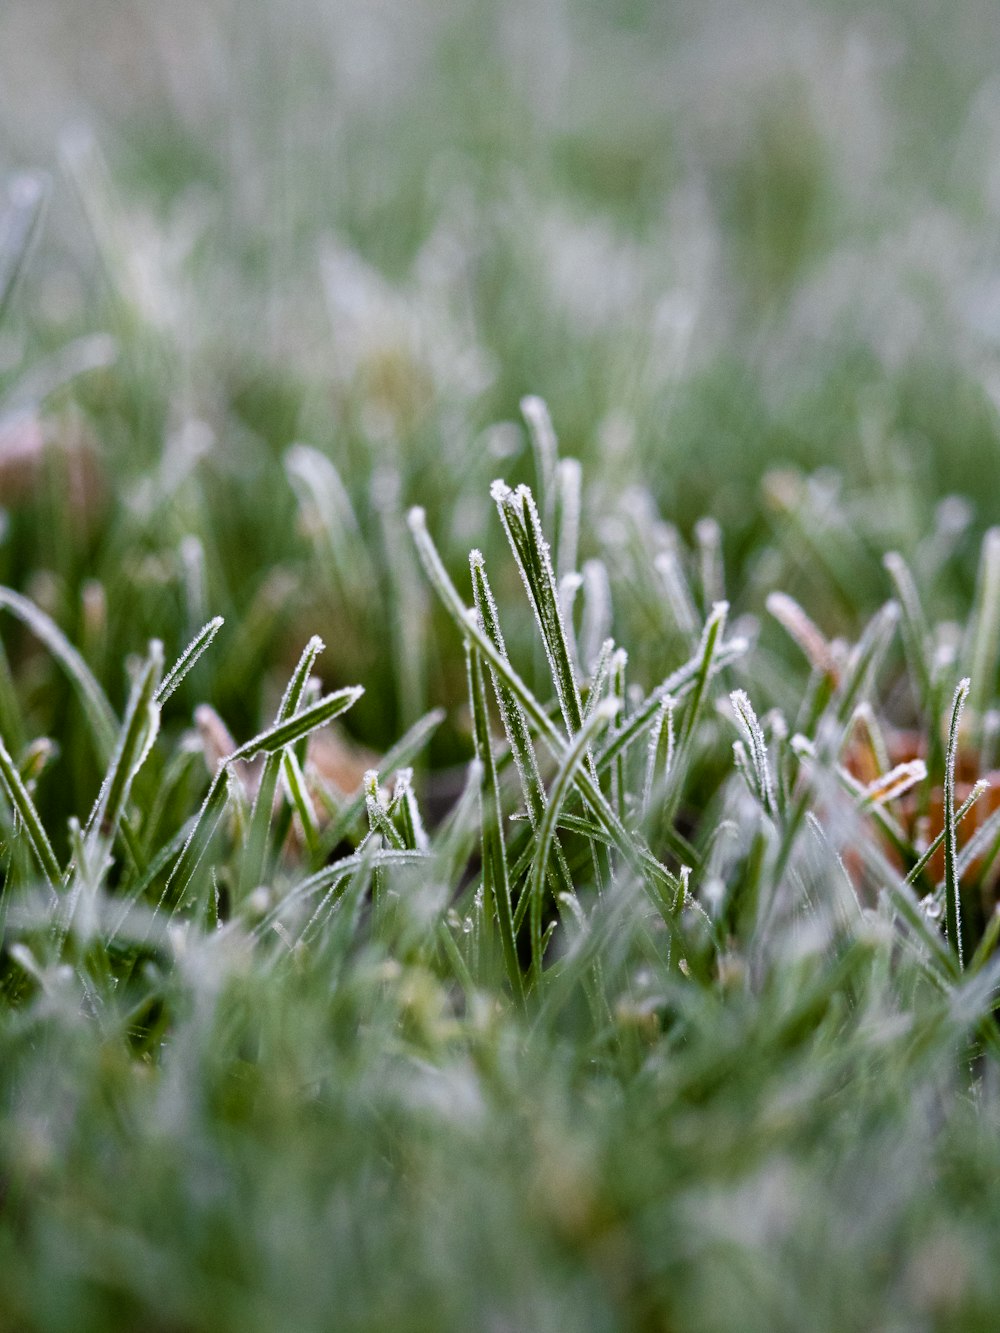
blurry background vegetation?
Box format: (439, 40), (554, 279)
(4, 0), (1000, 778)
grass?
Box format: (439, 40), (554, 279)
(5, 0), (1000, 1327)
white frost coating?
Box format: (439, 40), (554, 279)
(964, 528), (1000, 719)
(730, 690), (777, 821)
(157, 617), (224, 705)
(470, 550), (547, 829)
(643, 694), (676, 816)
(862, 759), (927, 806)
(493, 481), (583, 740)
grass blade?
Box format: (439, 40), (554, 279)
(0, 173), (48, 325)
(944, 677), (971, 968)
(0, 734), (60, 893)
(156, 617), (224, 705)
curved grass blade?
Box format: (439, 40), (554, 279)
(0, 173), (48, 326)
(156, 617), (224, 706)
(0, 734), (60, 894)
(0, 586), (117, 761)
(230, 685), (364, 764)
(944, 677), (971, 968)
(239, 636), (326, 898)
(468, 643), (523, 1002)
(526, 699), (618, 980)
(84, 642), (163, 850)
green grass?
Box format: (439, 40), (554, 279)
(5, 0), (1000, 1327)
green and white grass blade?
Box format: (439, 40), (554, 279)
(156, 616), (224, 706)
(695, 517), (724, 609)
(0, 586), (117, 762)
(653, 544), (700, 646)
(0, 733), (61, 895)
(582, 637), (615, 724)
(492, 480), (586, 741)
(555, 457), (582, 584)
(471, 552), (577, 906)
(470, 552), (547, 830)
(729, 690), (777, 822)
(157, 768), (232, 921)
(374, 467), (428, 729)
(365, 770), (406, 851)
(659, 601), (728, 825)
(944, 677), (971, 968)
(229, 684), (364, 764)
(271, 846), (428, 945)
(580, 559), (613, 670)
(526, 698), (618, 979)
(83, 641), (163, 851)
(610, 648), (628, 820)
(883, 552), (935, 714)
(962, 528), (1000, 728)
(520, 395), (558, 525)
(239, 635), (326, 898)
(766, 591), (837, 680)
(468, 644), (523, 1002)
(902, 780), (986, 890)
(0, 172), (48, 326)
(281, 750), (320, 863)
(387, 769), (429, 853)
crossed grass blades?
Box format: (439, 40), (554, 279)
(1, 379), (999, 1050)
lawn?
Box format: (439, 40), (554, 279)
(3, 1), (1000, 1328)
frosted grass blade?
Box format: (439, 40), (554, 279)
(526, 699), (618, 979)
(0, 734), (60, 894)
(156, 617), (224, 705)
(239, 636), (326, 897)
(468, 644), (523, 1001)
(944, 677), (971, 968)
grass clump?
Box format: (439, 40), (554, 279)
(4, 378), (1000, 1327)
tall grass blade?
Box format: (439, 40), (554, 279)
(0, 587), (117, 761)
(239, 636), (326, 897)
(0, 734), (60, 894)
(84, 641), (163, 851)
(156, 617), (224, 705)
(526, 699), (618, 979)
(944, 677), (971, 968)
(468, 644), (523, 1001)
(0, 173), (48, 325)
(963, 528), (1000, 728)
